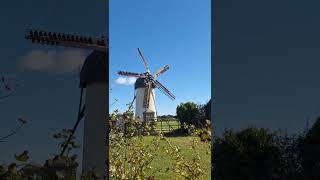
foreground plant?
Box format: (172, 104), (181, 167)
(109, 106), (209, 179)
(162, 132), (206, 179)
(0, 128), (82, 180)
(109, 108), (161, 179)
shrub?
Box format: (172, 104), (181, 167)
(213, 127), (281, 180)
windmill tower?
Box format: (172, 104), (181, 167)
(134, 77), (157, 121)
(25, 30), (108, 179)
(118, 48), (175, 122)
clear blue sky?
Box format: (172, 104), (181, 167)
(109, 0), (211, 115)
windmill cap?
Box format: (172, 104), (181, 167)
(80, 51), (107, 88)
(134, 78), (156, 89)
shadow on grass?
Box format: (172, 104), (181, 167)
(163, 128), (189, 137)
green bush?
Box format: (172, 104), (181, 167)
(213, 127), (281, 180)
(176, 100), (211, 128)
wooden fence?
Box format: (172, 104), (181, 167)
(155, 119), (181, 133)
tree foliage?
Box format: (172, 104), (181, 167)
(203, 99), (211, 121)
(176, 102), (200, 127)
(299, 117), (320, 180)
(213, 117), (320, 180)
(176, 100), (211, 129)
(213, 127), (281, 180)
(274, 131), (302, 180)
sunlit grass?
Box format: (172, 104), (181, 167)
(112, 136), (211, 179)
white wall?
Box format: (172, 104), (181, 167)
(82, 82), (107, 179)
(135, 87), (156, 121)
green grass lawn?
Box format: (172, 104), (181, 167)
(141, 136), (211, 179)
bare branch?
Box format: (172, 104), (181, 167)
(0, 119), (27, 142)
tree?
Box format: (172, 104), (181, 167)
(197, 99), (211, 127)
(299, 117), (320, 180)
(203, 99), (211, 121)
(176, 102), (200, 127)
(213, 127), (281, 180)
(271, 130), (303, 180)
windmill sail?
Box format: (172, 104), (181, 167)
(143, 82), (152, 108)
(153, 79), (175, 100)
(154, 65), (170, 78)
(137, 48), (150, 73)
(118, 71), (146, 78)
(25, 29), (108, 52)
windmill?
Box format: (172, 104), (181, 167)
(118, 48), (175, 122)
(25, 29), (108, 179)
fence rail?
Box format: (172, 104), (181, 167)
(155, 119), (181, 133)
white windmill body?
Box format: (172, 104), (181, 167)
(134, 78), (157, 121)
(118, 48), (175, 122)
(80, 51), (107, 179)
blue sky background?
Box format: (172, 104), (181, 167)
(109, 0), (211, 115)
(0, 0), (106, 169)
